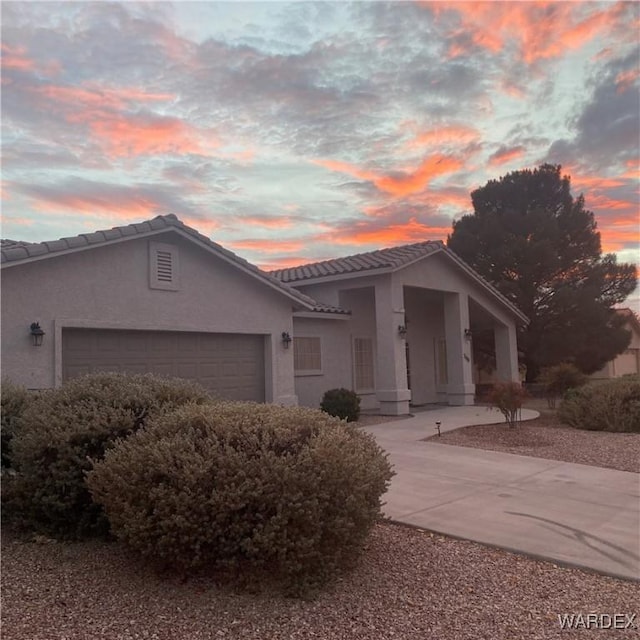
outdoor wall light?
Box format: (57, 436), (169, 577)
(398, 324), (408, 338)
(281, 331), (292, 349)
(30, 322), (45, 347)
(464, 328), (473, 341)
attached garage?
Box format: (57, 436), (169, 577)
(62, 328), (266, 402)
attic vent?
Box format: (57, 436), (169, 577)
(156, 250), (173, 282)
(149, 242), (179, 291)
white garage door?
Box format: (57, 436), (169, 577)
(62, 329), (265, 402)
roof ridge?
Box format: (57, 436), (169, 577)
(1, 214), (350, 316)
(269, 240), (444, 282)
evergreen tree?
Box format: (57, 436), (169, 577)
(448, 164), (637, 381)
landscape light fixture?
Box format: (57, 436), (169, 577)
(435, 421), (442, 437)
(30, 322), (45, 347)
(281, 331), (292, 349)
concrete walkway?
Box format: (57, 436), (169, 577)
(362, 406), (640, 582)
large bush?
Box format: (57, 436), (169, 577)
(87, 402), (393, 595)
(539, 363), (587, 408)
(558, 375), (640, 433)
(1, 379), (33, 469)
(6, 372), (212, 538)
(320, 388), (361, 422)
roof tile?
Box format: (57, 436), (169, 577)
(64, 235), (89, 248)
(25, 244), (49, 257)
(2, 247), (29, 261)
(270, 241), (443, 282)
(44, 240), (70, 252)
(102, 228), (123, 241)
(0, 214), (346, 316)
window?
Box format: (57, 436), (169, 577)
(354, 337), (374, 391)
(294, 337), (322, 374)
(435, 338), (448, 385)
(149, 242), (179, 291)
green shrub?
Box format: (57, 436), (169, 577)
(87, 402), (393, 596)
(6, 372), (212, 538)
(320, 388), (361, 422)
(539, 363), (588, 408)
(558, 375), (640, 432)
(1, 379), (33, 469)
(485, 381), (528, 428)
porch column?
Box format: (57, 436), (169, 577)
(494, 323), (519, 383)
(443, 292), (475, 405)
(375, 275), (411, 415)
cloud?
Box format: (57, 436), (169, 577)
(405, 125), (480, 150)
(227, 239), (305, 254)
(12, 177), (204, 222)
(431, 2), (633, 65)
(315, 154), (464, 197)
(547, 49), (640, 173)
(488, 145), (526, 167)
(322, 218), (450, 248)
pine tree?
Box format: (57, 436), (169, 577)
(447, 164), (637, 381)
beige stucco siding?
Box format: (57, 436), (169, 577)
(1, 232), (296, 403)
(398, 254), (518, 329)
(292, 317), (353, 409)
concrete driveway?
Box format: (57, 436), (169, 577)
(362, 406), (640, 582)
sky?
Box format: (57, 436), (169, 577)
(1, 1), (639, 306)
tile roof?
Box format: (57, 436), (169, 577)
(1, 215), (349, 316)
(615, 307), (640, 333)
(270, 241), (529, 324)
(270, 241), (444, 282)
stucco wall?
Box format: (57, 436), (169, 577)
(590, 319), (640, 380)
(399, 253), (518, 329)
(404, 288), (445, 405)
(292, 316), (352, 409)
(1, 232), (297, 403)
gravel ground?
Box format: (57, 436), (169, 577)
(2, 521), (639, 640)
(423, 413), (640, 473)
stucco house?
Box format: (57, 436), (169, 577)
(590, 308), (640, 380)
(1, 214), (528, 415)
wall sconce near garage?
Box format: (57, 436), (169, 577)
(464, 328), (473, 341)
(398, 324), (408, 339)
(281, 331), (292, 349)
(30, 322), (45, 347)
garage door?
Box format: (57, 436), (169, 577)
(62, 329), (265, 402)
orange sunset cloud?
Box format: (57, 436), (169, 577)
(316, 154), (463, 197)
(1, 44), (35, 71)
(489, 146), (525, 167)
(406, 125), (480, 149)
(228, 239), (306, 254)
(88, 113), (211, 159)
(433, 2), (625, 65)
(326, 219), (449, 247)
(31, 195), (161, 220)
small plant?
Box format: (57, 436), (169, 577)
(87, 402), (393, 596)
(539, 363), (587, 408)
(485, 381), (527, 428)
(320, 388), (361, 422)
(558, 375), (640, 433)
(5, 372), (213, 538)
(1, 379), (32, 469)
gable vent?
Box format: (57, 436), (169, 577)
(149, 242), (179, 291)
(156, 250), (173, 282)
